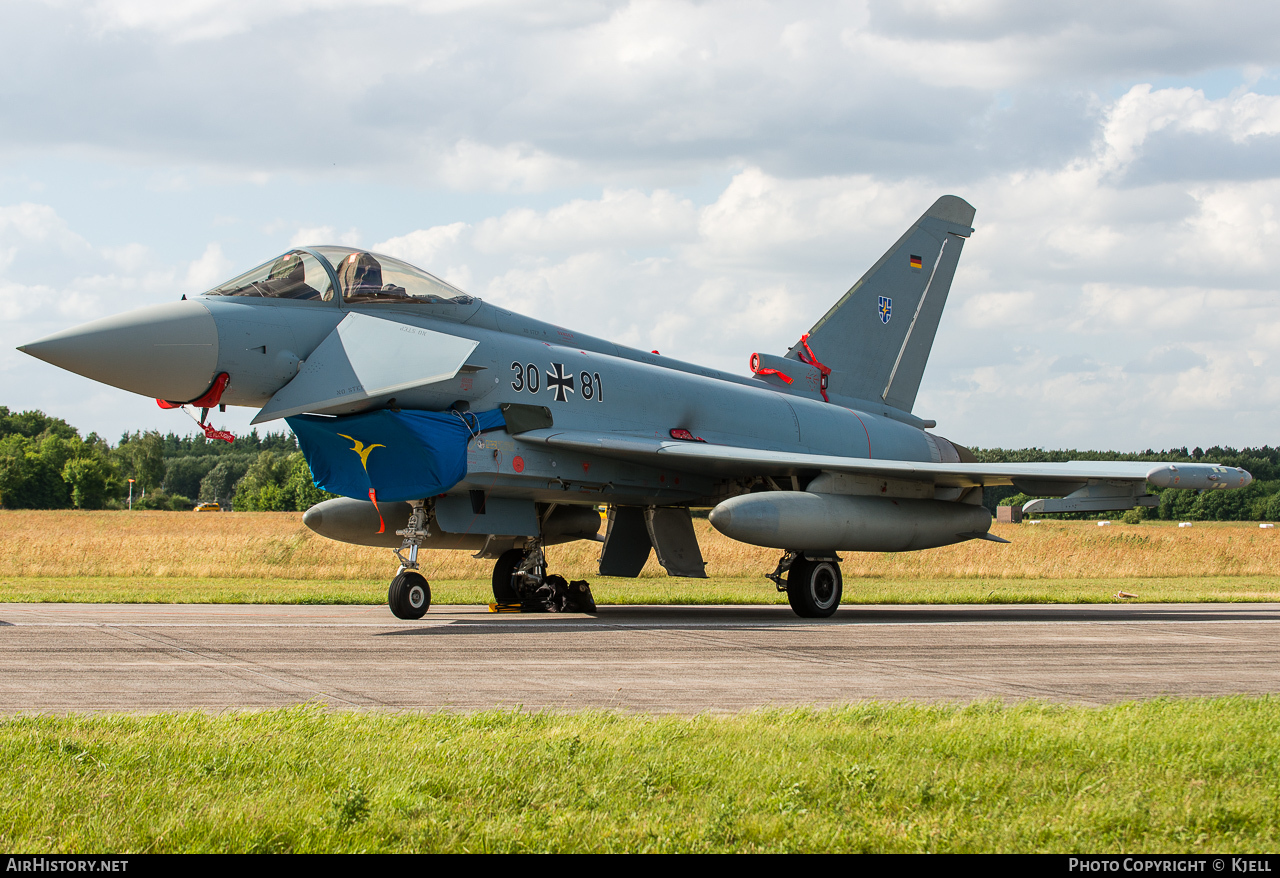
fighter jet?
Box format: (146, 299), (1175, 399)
(19, 196), (1253, 618)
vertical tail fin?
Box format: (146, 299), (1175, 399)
(786, 195), (974, 413)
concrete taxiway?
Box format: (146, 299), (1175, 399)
(2, 602), (1279, 713)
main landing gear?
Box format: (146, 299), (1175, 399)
(767, 550), (843, 618)
(491, 541), (596, 613)
(491, 543), (546, 605)
(388, 500), (431, 620)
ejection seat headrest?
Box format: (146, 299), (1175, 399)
(267, 252), (307, 284)
(337, 252), (383, 296)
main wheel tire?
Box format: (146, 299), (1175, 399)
(491, 549), (525, 604)
(388, 570), (431, 619)
(786, 556), (843, 618)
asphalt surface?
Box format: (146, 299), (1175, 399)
(3, 602), (1279, 713)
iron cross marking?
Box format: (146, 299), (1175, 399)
(546, 363), (576, 402)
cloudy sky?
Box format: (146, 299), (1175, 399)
(4, 0), (1279, 452)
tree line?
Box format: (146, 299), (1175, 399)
(2, 405), (1277, 519)
(0, 407), (333, 511)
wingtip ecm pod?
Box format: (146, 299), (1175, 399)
(1145, 464), (1252, 490)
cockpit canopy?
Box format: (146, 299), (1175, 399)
(201, 247), (474, 305)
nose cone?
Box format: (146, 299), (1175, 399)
(19, 300), (219, 402)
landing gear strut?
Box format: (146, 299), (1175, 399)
(388, 500), (431, 619)
(491, 542), (546, 604)
(768, 550), (843, 618)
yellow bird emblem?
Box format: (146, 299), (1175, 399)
(337, 434), (385, 472)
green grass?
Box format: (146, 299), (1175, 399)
(3, 575), (1279, 605)
(2, 700), (1278, 852)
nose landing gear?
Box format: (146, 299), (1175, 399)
(388, 499), (432, 620)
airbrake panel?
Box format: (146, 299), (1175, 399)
(644, 507), (708, 578)
(599, 506), (653, 577)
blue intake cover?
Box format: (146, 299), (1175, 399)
(288, 408), (506, 502)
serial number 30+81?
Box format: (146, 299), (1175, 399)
(510, 362), (604, 403)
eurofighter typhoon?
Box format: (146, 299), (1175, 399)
(19, 197), (1252, 618)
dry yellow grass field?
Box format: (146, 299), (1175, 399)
(2, 509), (1278, 579)
(0, 509), (1274, 604)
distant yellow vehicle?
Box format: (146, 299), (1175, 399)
(194, 502), (221, 512)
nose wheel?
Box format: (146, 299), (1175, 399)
(388, 569), (431, 619)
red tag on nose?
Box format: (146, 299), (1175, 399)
(369, 489), (385, 534)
